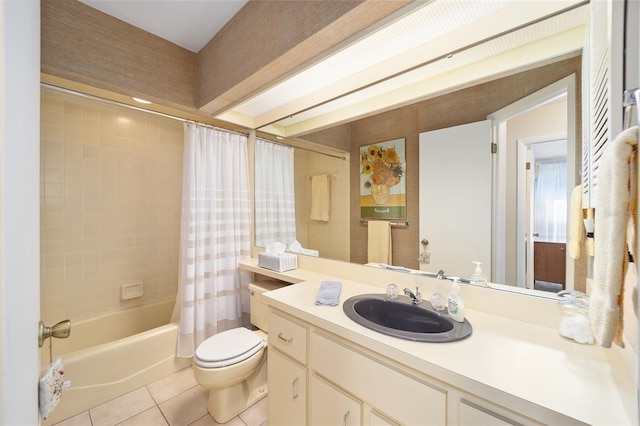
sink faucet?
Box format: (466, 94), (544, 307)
(436, 269), (446, 279)
(403, 287), (422, 304)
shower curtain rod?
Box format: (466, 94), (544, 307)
(40, 83), (250, 138)
(256, 136), (347, 161)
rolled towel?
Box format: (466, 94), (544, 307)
(315, 280), (342, 306)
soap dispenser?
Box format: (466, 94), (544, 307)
(470, 261), (488, 286)
(447, 279), (465, 322)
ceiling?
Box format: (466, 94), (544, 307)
(78, 0), (588, 139)
(79, 0), (248, 53)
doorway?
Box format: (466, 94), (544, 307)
(489, 75), (576, 289)
(518, 136), (568, 290)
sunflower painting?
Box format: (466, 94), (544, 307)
(360, 138), (406, 219)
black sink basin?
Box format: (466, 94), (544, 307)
(343, 294), (472, 342)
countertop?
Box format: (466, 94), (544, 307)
(240, 258), (638, 425)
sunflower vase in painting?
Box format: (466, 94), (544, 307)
(360, 138), (406, 220)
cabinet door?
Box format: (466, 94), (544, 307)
(310, 375), (361, 426)
(268, 348), (307, 426)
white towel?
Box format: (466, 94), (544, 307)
(367, 220), (392, 264)
(589, 126), (638, 348)
(310, 174), (330, 221)
(568, 185), (584, 259)
(315, 280), (342, 306)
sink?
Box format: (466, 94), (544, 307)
(342, 294), (472, 342)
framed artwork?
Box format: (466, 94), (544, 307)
(360, 138), (406, 219)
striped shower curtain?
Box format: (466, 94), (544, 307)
(254, 138), (296, 247)
(174, 123), (252, 358)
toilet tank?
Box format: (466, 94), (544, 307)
(249, 279), (288, 332)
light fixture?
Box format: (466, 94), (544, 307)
(132, 97), (152, 104)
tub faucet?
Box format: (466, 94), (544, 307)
(403, 287), (422, 304)
(436, 269), (446, 279)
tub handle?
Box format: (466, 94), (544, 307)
(291, 377), (299, 399)
(278, 332), (293, 343)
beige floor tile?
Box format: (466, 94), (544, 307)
(89, 387), (156, 426)
(147, 366), (198, 404)
(52, 411), (91, 426)
(118, 406), (169, 426)
(238, 397), (268, 426)
(188, 413), (245, 426)
(158, 385), (209, 426)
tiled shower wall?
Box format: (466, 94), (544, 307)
(40, 87), (183, 324)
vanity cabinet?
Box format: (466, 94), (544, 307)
(267, 311), (309, 425)
(311, 330), (447, 425)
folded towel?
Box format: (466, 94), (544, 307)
(315, 280), (342, 306)
(568, 185), (584, 259)
(367, 220), (392, 264)
(589, 126), (638, 348)
(310, 174), (330, 221)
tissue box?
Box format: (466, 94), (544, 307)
(258, 252), (298, 272)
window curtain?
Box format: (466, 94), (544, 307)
(534, 161), (567, 242)
(174, 123), (252, 358)
(254, 138), (296, 247)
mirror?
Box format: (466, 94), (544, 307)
(254, 4), (588, 295)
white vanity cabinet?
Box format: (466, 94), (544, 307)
(311, 330), (447, 425)
(267, 311), (309, 425)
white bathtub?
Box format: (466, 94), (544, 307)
(41, 299), (191, 425)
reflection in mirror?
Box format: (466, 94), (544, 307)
(253, 6), (588, 297)
(254, 140), (350, 262)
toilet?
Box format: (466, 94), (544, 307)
(192, 280), (285, 424)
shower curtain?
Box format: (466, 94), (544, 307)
(534, 161), (567, 242)
(254, 138), (296, 247)
(174, 123), (252, 358)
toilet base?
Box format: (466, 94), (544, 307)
(206, 354), (268, 424)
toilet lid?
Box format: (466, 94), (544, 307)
(195, 327), (265, 368)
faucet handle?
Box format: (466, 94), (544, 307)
(414, 286), (422, 302)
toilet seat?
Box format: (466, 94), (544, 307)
(194, 327), (265, 368)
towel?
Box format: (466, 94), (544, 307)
(367, 220), (392, 264)
(315, 280), (342, 306)
(310, 174), (330, 221)
(589, 126), (638, 348)
(39, 358), (65, 419)
(568, 185), (584, 259)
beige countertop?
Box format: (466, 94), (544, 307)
(240, 258), (637, 425)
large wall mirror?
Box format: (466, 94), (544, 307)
(254, 1), (589, 296)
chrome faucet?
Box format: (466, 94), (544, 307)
(403, 287), (422, 304)
(436, 269), (446, 279)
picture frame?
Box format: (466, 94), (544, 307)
(359, 138), (406, 219)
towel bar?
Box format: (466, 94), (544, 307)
(360, 219), (410, 227)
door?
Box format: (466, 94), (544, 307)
(1, 1), (41, 424)
(419, 120), (492, 281)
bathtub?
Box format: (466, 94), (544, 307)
(41, 299), (191, 425)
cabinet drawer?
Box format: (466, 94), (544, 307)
(269, 310), (308, 365)
(311, 331), (446, 425)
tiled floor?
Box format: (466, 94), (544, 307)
(52, 367), (268, 426)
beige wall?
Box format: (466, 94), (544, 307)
(294, 150), (350, 262)
(40, 88), (183, 324)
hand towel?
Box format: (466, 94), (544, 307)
(568, 185), (584, 259)
(367, 220), (392, 264)
(589, 126), (638, 348)
(310, 174), (330, 221)
(39, 358), (65, 419)
(315, 280), (342, 306)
